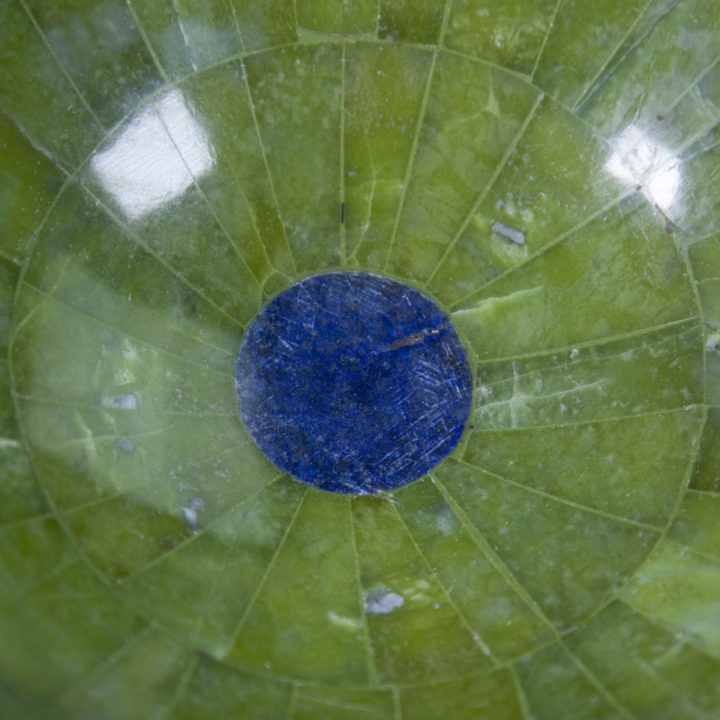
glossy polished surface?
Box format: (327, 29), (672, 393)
(1, 0), (720, 718)
(235, 272), (472, 494)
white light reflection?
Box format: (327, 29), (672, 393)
(91, 90), (214, 220)
(605, 126), (681, 212)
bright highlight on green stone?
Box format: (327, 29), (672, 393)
(1, 0), (720, 718)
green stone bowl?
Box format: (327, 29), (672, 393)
(2, 0), (720, 718)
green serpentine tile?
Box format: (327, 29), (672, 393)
(228, 0), (298, 53)
(0, 0), (105, 170)
(344, 42), (433, 269)
(297, 0), (377, 38)
(0, 114), (66, 264)
(445, 0), (559, 77)
(292, 685), (395, 720)
(22, 0), (165, 126)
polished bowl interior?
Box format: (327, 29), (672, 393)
(1, 1), (720, 718)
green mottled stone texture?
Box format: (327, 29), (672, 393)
(1, 0), (720, 718)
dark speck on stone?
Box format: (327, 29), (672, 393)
(234, 272), (473, 494)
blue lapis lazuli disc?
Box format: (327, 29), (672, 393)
(234, 272), (472, 494)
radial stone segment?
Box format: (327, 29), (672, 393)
(235, 272), (473, 493)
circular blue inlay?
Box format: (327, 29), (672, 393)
(235, 272), (472, 494)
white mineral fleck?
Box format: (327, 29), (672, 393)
(364, 589), (404, 615)
(491, 220), (526, 245)
(327, 611), (362, 630)
(102, 394), (138, 409)
(116, 436), (134, 453)
(181, 497), (204, 531)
